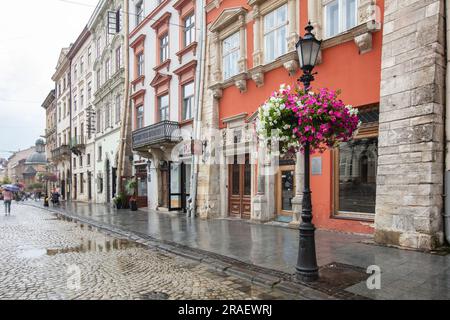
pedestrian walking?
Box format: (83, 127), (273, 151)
(3, 189), (13, 216)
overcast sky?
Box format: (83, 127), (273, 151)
(0, 0), (99, 159)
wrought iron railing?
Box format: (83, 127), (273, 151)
(51, 145), (71, 160)
(70, 135), (86, 148)
(132, 121), (181, 150)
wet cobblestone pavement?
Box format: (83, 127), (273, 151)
(0, 203), (300, 300)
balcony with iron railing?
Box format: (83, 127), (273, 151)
(70, 135), (86, 156)
(132, 121), (182, 151)
(51, 145), (71, 162)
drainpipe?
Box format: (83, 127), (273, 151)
(445, 0), (450, 245)
(68, 58), (73, 202)
(188, 0), (207, 217)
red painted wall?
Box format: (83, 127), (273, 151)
(209, 0), (384, 234)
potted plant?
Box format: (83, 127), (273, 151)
(113, 192), (125, 209)
(125, 179), (138, 211)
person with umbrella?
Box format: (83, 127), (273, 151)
(1, 186), (16, 216)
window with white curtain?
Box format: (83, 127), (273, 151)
(264, 4), (288, 63)
(325, 0), (358, 38)
(222, 32), (240, 80)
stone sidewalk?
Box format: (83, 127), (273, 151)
(26, 201), (450, 299)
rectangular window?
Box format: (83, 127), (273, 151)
(159, 34), (169, 63)
(96, 109), (102, 133)
(80, 89), (84, 109)
(115, 46), (122, 71)
(79, 155), (83, 167)
(158, 94), (169, 121)
(88, 46), (92, 65)
(87, 153), (91, 166)
(136, 105), (144, 129)
(80, 173), (84, 194)
(96, 37), (102, 58)
(73, 95), (77, 112)
(105, 59), (111, 81)
(105, 104), (111, 129)
(115, 95), (121, 123)
(222, 32), (240, 80)
(136, 1), (144, 26)
(137, 52), (144, 77)
(325, 0), (358, 38)
(87, 82), (92, 100)
(97, 69), (101, 90)
(80, 56), (84, 74)
(98, 146), (102, 161)
(184, 13), (195, 47)
(73, 157), (77, 169)
(73, 64), (78, 81)
(264, 4), (288, 63)
(182, 82), (194, 121)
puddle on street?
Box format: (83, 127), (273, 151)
(17, 236), (139, 259)
(46, 237), (139, 256)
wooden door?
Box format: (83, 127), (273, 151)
(228, 154), (251, 219)
(276, 165), (295, 216)
(161, 168), (169, 208)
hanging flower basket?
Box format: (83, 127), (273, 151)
(257, 84), (360, 154)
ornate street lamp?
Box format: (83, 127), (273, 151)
(295, 22), (322, 282)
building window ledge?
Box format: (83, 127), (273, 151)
(332, 211), (375, 223)
(322, 21), (381, 54)
(131, 75), (145, 88)
(210, 72), (248, 97)
(153, 59), (171, 72)
(175, 42), (198, 63)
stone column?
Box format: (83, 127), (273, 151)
(290, 151), (304, 227)
(374, 0), (445, 250)
(238, 15), (247, 73)
(307, 0), (322, 39)
(212, 32), (222, 83)
(287, 0), (298, 51)
(252, 143), (269, 222)
(252, 5), (263, 66)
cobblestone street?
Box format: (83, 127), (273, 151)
(0, 202), (300, 300)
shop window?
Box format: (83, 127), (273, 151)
(334, 105), (378, 219)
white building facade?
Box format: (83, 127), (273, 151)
(129, 0), (201, 211)
(51, 48), (72, 200)
(67, 27), (95, 202)
(88, 0), (125, 204)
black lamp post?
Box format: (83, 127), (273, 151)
(295, 22), (322, 282)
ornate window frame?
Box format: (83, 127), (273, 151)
(247, 0), (299, 87)
(209, 7), (249, 95)
(310, 0), (381, 54)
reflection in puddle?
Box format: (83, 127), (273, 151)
(46, 238), (138, 256)
(18, 237), (138, 259)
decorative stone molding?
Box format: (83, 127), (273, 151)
(322, 22), (380, 51)
(281, 51), (299, 75)
(234, 78), (247, 93)
(249, 66), (264, 87)
(354, 32), (373, 54)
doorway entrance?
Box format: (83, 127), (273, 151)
(73, 174), (77, 200)
(106, 160), (111, 203)
(228, 154), (251, 219)
(168, 162), (191, 212)
(87, 171), (92, 200)
(276, 165), (295, 218)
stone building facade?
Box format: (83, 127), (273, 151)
(374, 0), (446, 250)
